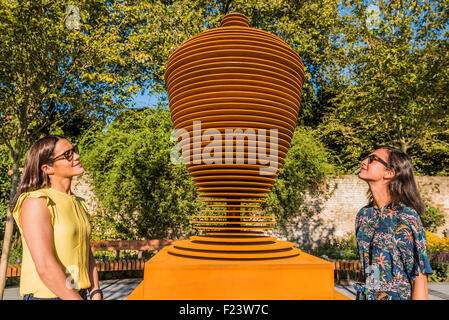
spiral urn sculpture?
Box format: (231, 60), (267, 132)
(127, 12), (346, 301)
(165, 12), (305, 260)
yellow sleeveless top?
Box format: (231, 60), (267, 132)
(13, 188), (92, 298)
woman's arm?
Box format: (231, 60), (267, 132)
(412, 272), (428, 300)
(88, 249), (102, 300)
(19, 197), (83, 300)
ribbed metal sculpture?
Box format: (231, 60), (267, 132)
(165, 12), (305, 260)
(127, 12), (344, 301)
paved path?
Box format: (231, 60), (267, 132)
(3, 278), (142, 300)
(334, 281), (449, 300)
(3, 279), (449, 300)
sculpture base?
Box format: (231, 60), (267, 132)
(126, 246), (350, 300)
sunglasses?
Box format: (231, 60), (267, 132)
(364, 154), (393, 170)
(47, 146), (79, 164)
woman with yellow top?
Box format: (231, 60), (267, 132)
(11, 135), (102, 300)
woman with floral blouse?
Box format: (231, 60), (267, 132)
(354, 146), (433, 300)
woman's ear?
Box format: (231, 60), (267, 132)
(385, 169), (395, 179)
(40, 163), (54, 176)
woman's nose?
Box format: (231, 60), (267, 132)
(361, 158), (369, 166)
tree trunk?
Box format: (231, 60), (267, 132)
(0, 157), (21, 300)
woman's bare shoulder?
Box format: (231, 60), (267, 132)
(20, 196), (51, 220)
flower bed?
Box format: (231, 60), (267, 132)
(426, 231), (449, 282)
(426, 231), (449, 255)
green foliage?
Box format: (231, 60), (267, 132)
(408, 117), (449, 176)
(79, 107), (201, 240)
(216, 0), (348, 128)
(310, 233), (358, 260)
(428, 261), (449, 282)
(1, 0), (446, 174)
(7, 242), (22, 265)
(0, 0), (171, 210)
(0, 145), (12, 240)
(263, 127), (337, 227)
(81, 107), (337, 240)
(314, 116), (380, 174)
(314, 0), (449, 174)
(421, 206), (446, 233)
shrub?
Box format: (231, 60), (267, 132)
(428, 261), (449, 282)
(310, 233), (358, 260)
(263, 127), (337, 227)
(79, 107), (201, 240)
(421, 206), (446, 233)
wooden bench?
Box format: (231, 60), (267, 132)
(6, 239), (173, 278)
(91, 239), (172, 272)
(6, 264), (21, 278)
(333, 259), (362, 285)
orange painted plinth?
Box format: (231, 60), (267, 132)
(126, 246), (350, 300)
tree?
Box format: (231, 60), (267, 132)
(0, 0), (172, 297)
(317, 0), (449, 173)
(408, 116), (449, 175)
(126, 0), (350, 126)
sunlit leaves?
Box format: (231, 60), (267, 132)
(318, 0), (449, 174)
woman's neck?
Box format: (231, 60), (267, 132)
(369, 181), (392, 208)
(49, 177), (73, 195)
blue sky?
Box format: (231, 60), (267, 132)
(132, 90), (160, 108)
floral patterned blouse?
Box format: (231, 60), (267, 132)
(354, 202), (433, 300)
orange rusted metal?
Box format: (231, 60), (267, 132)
(127, 12), (347, 300)
(163, 12), (305, 260)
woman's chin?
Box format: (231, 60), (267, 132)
(74, 167), (85, 176)
(358, 171), (367, 180)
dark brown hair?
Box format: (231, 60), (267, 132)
(10, 135), (65, 211)
(368, 145), (425, 215)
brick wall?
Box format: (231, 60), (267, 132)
(72, 174), (99, 214)
(272, 175), (449, 250)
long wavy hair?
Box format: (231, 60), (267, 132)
(10, 135), (65, 211)
(367, 145), (425, 215)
